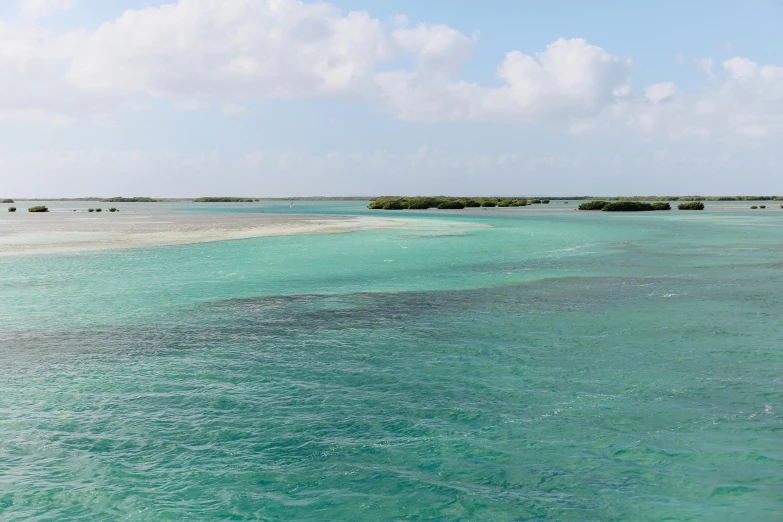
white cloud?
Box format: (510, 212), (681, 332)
(0, 108), (75, 127)
(616, 57), (783, 144)
(173, 99), (209, 111)
(374, 38), (632, 123)
(65, 0), (396, 99)
(18, 0), (75, 20)
(644, 82), (677, 103)
(221, 102), (248, 116)
(0, 0), (780, 145)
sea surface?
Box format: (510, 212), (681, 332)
(1, 201), (782, 520)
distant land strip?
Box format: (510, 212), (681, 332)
(4, 195), (783, 203)
(366, 195), (783, 210)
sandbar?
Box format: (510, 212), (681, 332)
(0, 211), (485, 256)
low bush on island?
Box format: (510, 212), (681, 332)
(28, 205), (49, 213)
(760, 205), (766, 209)
(8, 206), (16, 212)
(578, 200), (671, 212)
(108, 207), (119, 212)
(750, 205), (758, 209)
(95, 208), (102, 212)
(602, 201), (667, 212)
(101, 197), (159, 203)
(370, 196), (676, 211)
(437, 201), (465, 210)
(1, 199), (13, 204)
(194, 197), (255, 202)
(578, 201), (610, 210)
(678, 202), (704, 210)
(383, 200), (405, 210)
(88, 208), (95, 212)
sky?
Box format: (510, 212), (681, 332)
(1, 0), (782, 197)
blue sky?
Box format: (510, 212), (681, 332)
(1, 0), (782, 197)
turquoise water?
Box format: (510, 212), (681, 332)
(1, 202), (782, 520)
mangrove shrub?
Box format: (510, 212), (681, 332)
(194, 197), (255, 202)
(28, 206), (48, 213)
(677, 202), (704, 210)
(602, 201), (659, 212)
(383, 200), (405, 210)
(578, 201), (610, 211)
(101, 197), (159, 202)
(8, 206), (16, 212)
(437, 201), (465, 209)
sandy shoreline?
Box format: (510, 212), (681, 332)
(0, 212), (484, 256)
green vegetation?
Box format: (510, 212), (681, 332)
(8, 206), (16, 212)
(101, 197), (160, 203)
(369, 196), (504, 210)
(750, 206), (758, 209)
(108, 207), (119, 212)
(578, 201), (610, 211)
(88, 208), (95, 212)
(437, 201), (465, 209)
(28, 206), (49, 213)
(677, 202), (704, 210)
(760, 205), (766, 209)
(194, 197), (256, 202)
(602, 201), (669, 212)
(369, 195), (782, 211)
(95, 208), (102, 212)
(577, 200), (670, 212)
(1, 199), (13, 204)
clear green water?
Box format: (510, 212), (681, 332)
(1, 203), (782, 520)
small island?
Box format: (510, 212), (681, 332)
(1, 199), (14, 204)
(368, 197), (549, 210)
(101, 197), (160, 203)
(578, 201), (671, 211)
(678, 202), (705, 210)
(364, 195), (778, 211)
(194, 197), (258, 202)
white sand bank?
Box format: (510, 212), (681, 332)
(0, 212), (485, 256)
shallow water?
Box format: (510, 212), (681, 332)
(1, 202), (782, 520)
